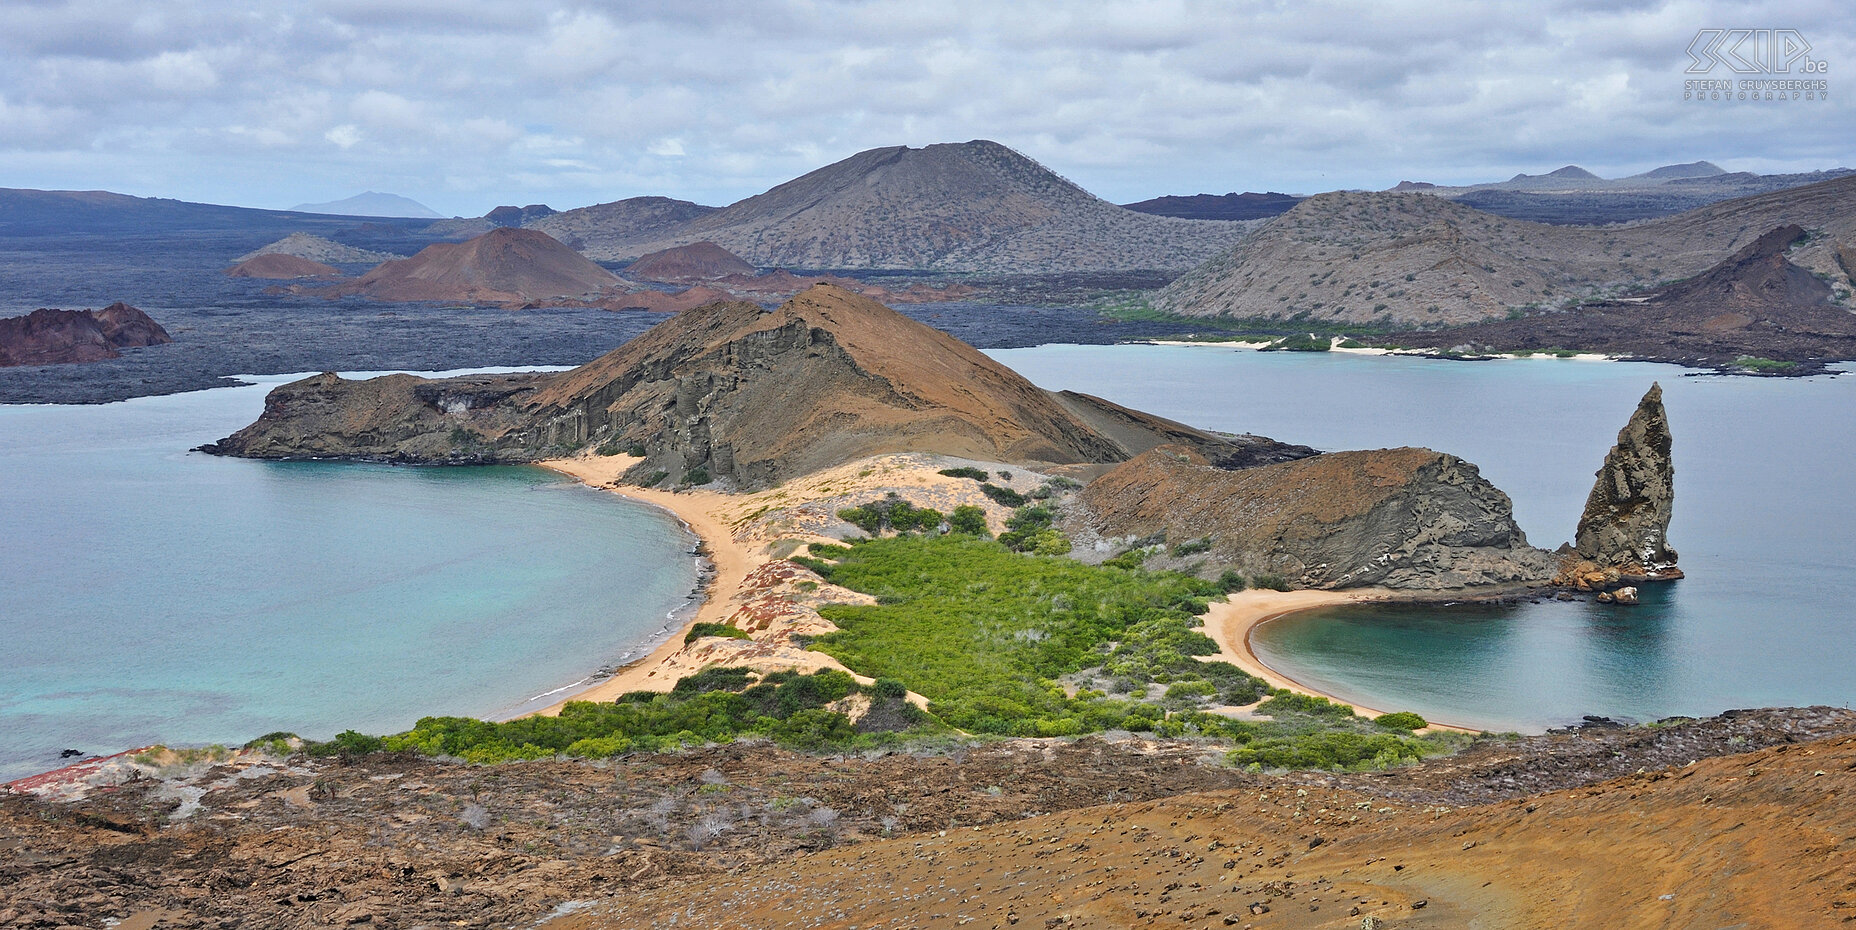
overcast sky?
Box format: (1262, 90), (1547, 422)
(0, 0), (1848, 216)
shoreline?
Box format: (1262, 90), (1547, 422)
(1203, 588), (1481, 734)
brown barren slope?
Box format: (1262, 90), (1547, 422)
(559, 728), (1856, 930)
(204, 285), (1288, 486)
(224, 253), (341, 278)
(624, 241), (756, 282)
(317, 227), (620, 304)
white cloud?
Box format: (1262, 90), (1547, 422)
(0, 0), (1848, 214)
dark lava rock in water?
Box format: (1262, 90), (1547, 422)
(1557, 383), (1681, 588)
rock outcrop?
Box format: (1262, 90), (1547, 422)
(1075, 445), (1556, 590)
(1556, 384), (1681, 588)
(225, 253), (341, 279)
(0, 303), (171, 366)
(204, 285), (1298, 486)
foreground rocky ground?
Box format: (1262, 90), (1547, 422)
(4, 707), (1852, 929)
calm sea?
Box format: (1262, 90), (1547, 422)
(992, 345), (1856, 732)
(0, 372), (698, 782)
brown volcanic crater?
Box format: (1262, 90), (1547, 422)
(624, 241), (757, 283)
(318, 227), (621, 304)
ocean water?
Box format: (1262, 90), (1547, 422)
(0, 373), (698, 782)
(991, 345), (1856, 731)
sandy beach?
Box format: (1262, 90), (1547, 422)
(1202, 587), (1478, 732)
(535, 453), (1479, 732)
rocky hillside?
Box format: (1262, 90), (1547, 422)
(315, 228), (621, 304)
(1074, 444), (1555, 589)
(234, 233), (402, 264)
(1121, 191), (1304, 220)
(1557, 384), (1681, 590)
(204, 285), (1294, 486)
(534, 141), (1252, 273)
(0, 303), (171, 367)
(526, 196), (718, 254)
(223, 253), (340, 279)
(624, 241), (757, 282)
(1154, 175), (1856, 327)
(1393, 224), (1856, 370)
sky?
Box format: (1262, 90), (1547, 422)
(0, 0), (1848, 216)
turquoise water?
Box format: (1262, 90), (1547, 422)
(0, 373), (698, 781)
(991, 346), (1856, 731)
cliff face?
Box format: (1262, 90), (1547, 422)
(1076, 445), (1556, 590)
(0, 303), (171, 367)
(205, 285), (1296, 486)
(1563, 383), (1680, 584)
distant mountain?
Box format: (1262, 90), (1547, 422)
(1403, 163), (1856, 224)
(0, 188), (429, 240)
(1631, 161), (1725, 180)
(1152, 175), (1856, 327)
(1120, 192), (1303, 221)
(289, 192), (442, 218)
(534, 141), (1253, 273)
(315, 228), (620, 304)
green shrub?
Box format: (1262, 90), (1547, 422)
(1259, 692), (1357, 720)
(684, 467), (711, 486)
(1227, 730), (1432, 770)
(938, 466), (988, 481)
(1251, 573), (1292, 591)
(1169, 537), (1212, 557)
(303, 729), (385, 758)
(1103, 549), (1148, 571)
(947, 505), (989, 536)
(684, 622), (751, 644)
(979, 483), (1027, 507)
(639, 470), (670, 488)
(1373, 711), (1428, 731)
(1216, 570), (1247, 593)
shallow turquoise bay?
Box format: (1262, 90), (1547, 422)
(0, 373), (698, 781)
(992, 346), (1856, 732)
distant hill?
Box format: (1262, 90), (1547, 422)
(1120, 192), (1303, 221)
(625, 242), (757, 283)
(235, 233), (403, 264)
(1396, 163), (1856, 224)
(0, 188), (432, 240)
(526, 196), (718, 254)
(1152, 175), (1856, 327)
(315, 228), (620, 304)
(534, 141), (1253, 273)
(1631, 161), (1725, 180)
(225, 254), (341, 279)
(289, 192), (442, 218)
(206, 284), (1306, 484)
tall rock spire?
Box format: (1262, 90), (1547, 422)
(1558, 383), (1682, 590)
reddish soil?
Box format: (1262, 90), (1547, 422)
(224, 254), (341, 279)
(624, 242), (757, 283)
(312, 228), (622, 305)
(0, 303), (171, 366)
